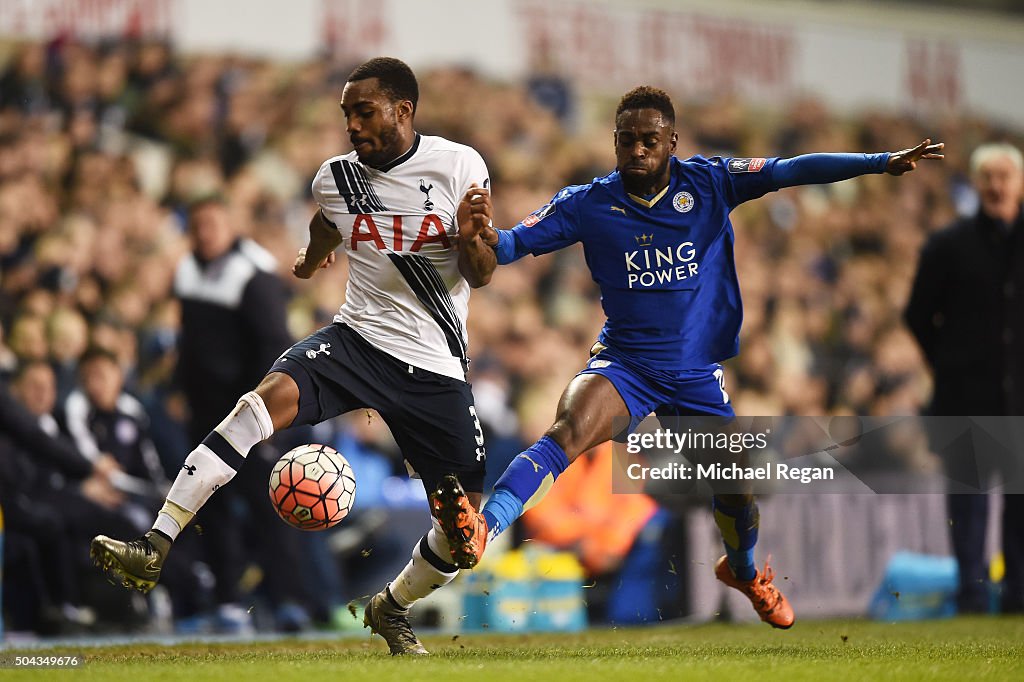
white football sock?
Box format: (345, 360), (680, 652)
(389, 522), (459, 609)
(215, 391), (274, 453)
(154, 392), (274, 541)
(152, 500), (194, 540)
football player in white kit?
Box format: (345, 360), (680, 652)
(91, 58), (496, 654)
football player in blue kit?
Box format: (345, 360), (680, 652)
(433, 86), (943, 629)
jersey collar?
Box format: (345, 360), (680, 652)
(377, 133), (421, 173)
(626, 184), (670, 209)
(624, 161), (675, 208)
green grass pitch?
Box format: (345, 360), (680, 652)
(4, 617), (1022, 681)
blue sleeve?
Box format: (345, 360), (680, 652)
(506, 187), (582, 258)
(494, 229), (529, 265)
(772, 152), (890, 188)
(711, 153), (890, 208)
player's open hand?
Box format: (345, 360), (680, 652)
(457, 184), (492, 244)
(292, 247), (335, 279)
(886, 139), (944, 176)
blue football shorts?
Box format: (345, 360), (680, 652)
(577, 341), (735, 438)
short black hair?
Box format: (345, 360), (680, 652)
(79, 345), (119, 368)
(13, 359), (52, 382)
(616, 86), (675, 126)
(348, 57), (419, 113)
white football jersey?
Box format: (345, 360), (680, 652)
(311, 134), (489, 381)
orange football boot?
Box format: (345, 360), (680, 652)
(715, 555), (795, 629)
(430, 474), (488, 569)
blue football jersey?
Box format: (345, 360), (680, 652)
(508, 155), (786, 371)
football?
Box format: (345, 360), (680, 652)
(268, 444), (356, 530)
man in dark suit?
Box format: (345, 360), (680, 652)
(171, 195), (307, 630)
(906, 142), (1024, 613)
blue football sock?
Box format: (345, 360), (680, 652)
(482, 436), (570, 538)
(712, 496), (759, 582)
(482, 489), (521, 538)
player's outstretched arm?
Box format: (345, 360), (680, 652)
(766, 139), (945, 192)
(885, 139), (945, 176)
(456, 184), (496, 288)
(293, 209), (343, 279)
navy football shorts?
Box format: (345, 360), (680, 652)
(577, 342), (735, 438)
(269, 323), (486, 494)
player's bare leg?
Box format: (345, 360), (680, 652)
(432, 374), (626, 568)
(91, 372), (298, 593)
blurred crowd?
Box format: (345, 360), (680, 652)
(0, 37), (1021, 637)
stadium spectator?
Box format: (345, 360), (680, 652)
(63, 347), (168, 504)
(170, 193), (312, 632)
(60, 346), (212, 629)
(0, 362), (119, 633)
(48, 306), (91, 403)
(905, 142), (1024, 614)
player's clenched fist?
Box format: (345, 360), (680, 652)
(457, 184), (491, 243)
(292, 247), (335, 279)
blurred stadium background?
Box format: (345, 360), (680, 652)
(0, 0), (1022, 642)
